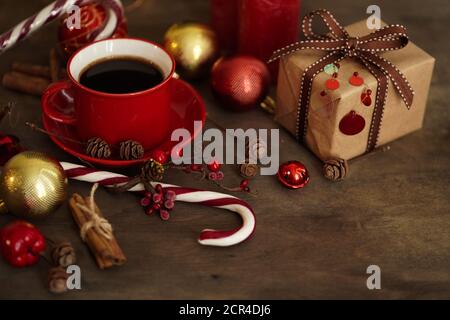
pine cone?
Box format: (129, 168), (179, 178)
(48, 266), (68, 294)
(323, 158), (349, 181)
(119, 140), (144, 160)
(239, 162), (259, 178)
(52, 242), (76, 267)
(86, 137), (111, 159)
(142, 159), (165, 181)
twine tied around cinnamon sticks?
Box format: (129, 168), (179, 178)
(69, 184), (126, 269)
(76, 183), (113, 242)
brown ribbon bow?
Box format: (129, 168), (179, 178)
(269, 9), (415, 152)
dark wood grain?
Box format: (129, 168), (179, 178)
(0, 0), (448, 299)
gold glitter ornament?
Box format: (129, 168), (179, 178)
(164, 22), (219, 79)
(0, 151), (68, 218)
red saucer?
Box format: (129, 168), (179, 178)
(42, 79), (206, 167)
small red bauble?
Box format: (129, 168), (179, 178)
(325, 78), (340, 90)
(277, 161), (310, 189)
(339, 111), (366, 135)
(149, 149), (168, 164)
(211, 55), (271, 111)
(349, 72), (364, 86)
(361, 89), (373, 106)
(58, 3), (128, 59)
(207, 160), (221, 172)
(0, 221), (46, 268)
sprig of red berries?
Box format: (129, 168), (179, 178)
(182, 160), (252, 193)
(140, 184), (176, 221)
(138, 153), (254, 218)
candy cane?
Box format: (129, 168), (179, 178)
(60, 162), (256, 247)
(0, 0), (124, 55)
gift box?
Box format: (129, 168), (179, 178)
(273, 10), (435, 163)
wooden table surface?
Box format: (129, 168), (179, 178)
(0, 0), (448, 300)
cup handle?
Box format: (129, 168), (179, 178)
(41, 80), (77, 126)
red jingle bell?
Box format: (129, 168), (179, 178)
(277, 161), (310, 189)
(211, 55), (271, 111)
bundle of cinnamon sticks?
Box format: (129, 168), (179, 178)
(69, 193), (126, 269)
(1, 48), (66, 96)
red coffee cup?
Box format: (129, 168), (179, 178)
(42, 38), (176, 150)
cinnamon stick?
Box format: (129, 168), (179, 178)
(2, 71), (50, 96)
(49, 48), (60, 83)
(69, 193), (126, 269)
(11, 62), (51, 79)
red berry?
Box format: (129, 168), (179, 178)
(145, 207), (154, 216)
(153, 193), (162, 204)
(160, 210), (170, 221)
(216, 171), (224, 181)
(140, 197), (151, 207)
(144, 191), (152, 198)
(208, 172), (218, 181)
(152, 203), (161, 211)
(155, 184), (163, 193)
(164, 199), (175, 210)
(149, 150), (168, 164)
(207, 161), (221, 172)
(165, 190), (176, 200)
(240, 179), (250, 189)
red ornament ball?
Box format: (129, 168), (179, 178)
(211, 55), (271, 111)
(277, 161), (310, 189)
(58, 3), (128, 59)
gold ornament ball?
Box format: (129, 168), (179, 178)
(0, 151), (68, 219)
(164, 22), (219, 79)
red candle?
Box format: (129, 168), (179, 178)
(238, 0), (301, 80)
(210, 0), (240, 53)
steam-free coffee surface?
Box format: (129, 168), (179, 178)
(80, 58), (164, 94)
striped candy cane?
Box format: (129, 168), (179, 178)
(61, 162), (256, 247)
(0, 0), (124, 55)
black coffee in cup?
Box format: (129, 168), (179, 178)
(80, 57), (164, 94)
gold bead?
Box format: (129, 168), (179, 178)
(0, 151), (68, 218)
(164, 22), (219, 79)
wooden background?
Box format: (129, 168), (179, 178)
(0, 0), (449, 299)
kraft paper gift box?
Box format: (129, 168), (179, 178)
(275, 18), (435, 162)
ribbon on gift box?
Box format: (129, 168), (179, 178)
(268, 9), (415, 152)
